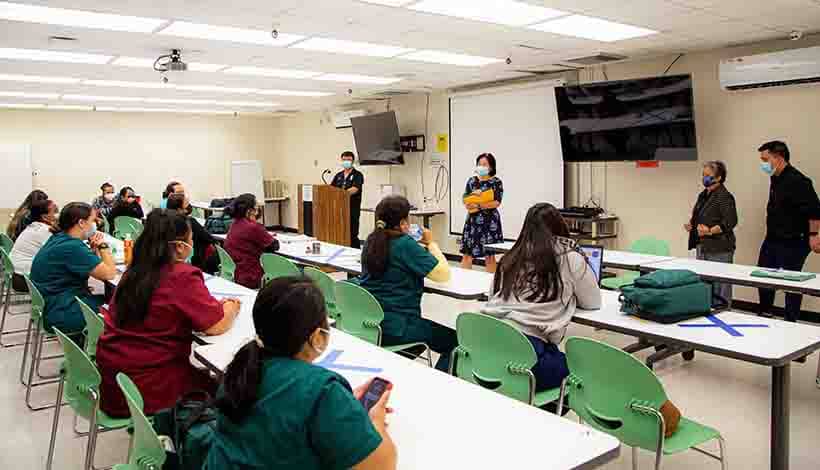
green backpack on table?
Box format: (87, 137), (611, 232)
(619, 269), (711, 324)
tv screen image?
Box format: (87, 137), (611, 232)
(351, 111), (405, 166)
(555, 74), (697, 162)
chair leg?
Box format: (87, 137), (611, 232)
(19, 318), (33, 385)
(84, 394), (101, 470)
(0, 285), (26, 347)
(425, 346), (433, 368)
(717, 436), (727, 470)
(36, 333), (61, 380)
(26, 334), (61, 411)
(632, 447), (639, 470)
(45, 374), (65, 470)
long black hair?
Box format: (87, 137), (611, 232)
(217, 277), (328, 423)
(25, 199), (54, 230)
(364, 195), (410, 278)
(115, 186), (136, 207)
(56, 202), (93, 233)
(113, 209), (191, 328)
(166, 193), (192, 216)
(225, 193), (256, 220)
(477, 153), (497, 177)
(15, 189), (48, 214)
(494, 203), (572, 303)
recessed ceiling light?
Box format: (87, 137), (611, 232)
(0, 47), (112, 64)
(292, 37), (414, 58)
(96, 106), (236, 115)
(409, 0), (567, 27)
(111, 56), (154, 68)
(83, 80), (173, 89)
(0, 1), (168, 33)
(145, 97), (278, 107)
(400, 50), (502, 66)
(358, 0), (416, 6)
(216, 100), (280, 108)
(256, 89), (334, 97)
(158, 21), (304, 46)
(63, 94), (145, 102)
(189, 62), (227, 72)
(176, 84), (258, 94)
(530, 15), (657, 42)
(0, 102), (45, 109)
(314, 73), (402, 85)
(224, 66), (321, 79)
(0, 73), (81, 84)
(48, 105), (92, 111)
(0, 91), (59, 99)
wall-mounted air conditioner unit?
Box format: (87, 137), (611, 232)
(720, 45), (820, 91)
(333, 109), (368, 129)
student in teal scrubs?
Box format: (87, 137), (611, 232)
(358, 195), (457, 372)
(30, 202), (118, 336)
(207, 277), (397, 470)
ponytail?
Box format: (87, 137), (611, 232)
(217, 340), (268, 423)
(364, 195), (411, 278)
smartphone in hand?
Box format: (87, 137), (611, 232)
(359, 377), (391, 411)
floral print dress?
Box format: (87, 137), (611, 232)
(461, 176), (504, 258)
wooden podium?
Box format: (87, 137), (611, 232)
(298, 184), (351, 246)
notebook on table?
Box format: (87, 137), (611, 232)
(750, 269), (817, 282)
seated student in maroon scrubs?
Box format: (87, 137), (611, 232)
(96, 209), (242, 418)
(223, 193), (280, 289)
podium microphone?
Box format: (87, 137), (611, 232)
(321, 169), (332, 184)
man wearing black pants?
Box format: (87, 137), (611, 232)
(757, 140), (820, 322)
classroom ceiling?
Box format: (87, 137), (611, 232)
(0, 0), (819, 116)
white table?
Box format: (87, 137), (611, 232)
(361, 207), (445, 229)
(191, 201), (225, 213)
(485, 243), (677, 271)
(573, 291), (820, 470)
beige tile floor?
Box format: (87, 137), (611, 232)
(1, 291), (819, 470)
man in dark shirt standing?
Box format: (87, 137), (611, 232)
(331, 151), (364, 248)
(757, 140), (820, 321)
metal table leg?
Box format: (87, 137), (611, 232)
(422, 215), (432, 229)
(771, 364), (790, 470)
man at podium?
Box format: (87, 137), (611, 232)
(331, 151), (364, 248)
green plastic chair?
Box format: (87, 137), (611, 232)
(563, 337), (726, 470)
(449, 312), (562, 410)
(114, 373), (167, 470)
(0, 233), (12, 253)
(0, 247), (29, 347)
(113, 216), (144, 241)
(260, 253), (301, 287)
(23, 274), (65, 411)
(100, 216), (111, 235)
(215, 245), (236, 282)
(601, 237), (671, 291)
(191, 206), (205, 219)
(77, 297), (104, 360)
(304, 267), (341, 320)
(334, 281), (432, 366)
(47, 328), (132, 470)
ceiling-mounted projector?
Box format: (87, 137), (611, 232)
(154, 49), (188, 73)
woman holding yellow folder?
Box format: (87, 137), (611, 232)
(461, 153), (504, 273)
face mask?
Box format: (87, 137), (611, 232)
(103, 193), (115, 202)
(702, 175), (715, 187)
(476, 166), (490, 177)
(341, 160), (353, 169)
(760, 161), (774, 176)
(82, 220), (97, 240)
(171, 241), (194, 263)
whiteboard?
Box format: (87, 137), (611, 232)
(231, 160), (265, 204)
(0, 144), (32, 209)
(449, 83), (564, 239)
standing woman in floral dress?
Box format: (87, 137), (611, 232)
(461, 153), (504, 273)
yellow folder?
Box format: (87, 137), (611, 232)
(463, 189), (495, 214)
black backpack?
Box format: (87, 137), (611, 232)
(152, 390), (218, 470)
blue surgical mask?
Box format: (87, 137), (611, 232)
(83, 221), (97, 240)
(476, 166), (490, 177)
(341, 160), (353, 169)
(702, 175), (715, 187)
(760, 161), (774, 176)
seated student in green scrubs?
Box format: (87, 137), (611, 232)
(358, 195), (456, 372)
(30, 202), (118, 336)
(207, 276), (397, 470)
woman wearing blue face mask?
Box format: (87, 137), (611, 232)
(461, 153), (504, 273)
(30, 202), (119, 337)
(684, 161), (738, 306)
(331, 151), (364, 248)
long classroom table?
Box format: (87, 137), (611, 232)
(485, 242), (677, 270)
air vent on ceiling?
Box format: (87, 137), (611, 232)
(48, 35), (77, 42)
(564, 53), (627, 65)
(274, 109), (300, 114)
(356, 89), (414, 101)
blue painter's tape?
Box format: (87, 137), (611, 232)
(316, 349), (383, 374)
(679, 315), (769, 337)
(325, 248), (347, 265)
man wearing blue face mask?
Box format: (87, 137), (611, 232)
(757, 140), (820, 321)
(331, 151), (364, 248)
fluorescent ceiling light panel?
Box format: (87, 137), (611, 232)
(63, 94), (145, 102)
(224, 66), (321, 79)
(188, 62), (227, 72)
(0, 102), (45, 109)
(146, 97), (278, 107)
(256, 89), (334, 97)
(96, 106), (234, 115)
(0, 1), (168, 33)
(315, 73), (401, 85)
(530, 15), (657, 42)
(83, 80), (172, 89)
(111, 56), (154, 68)
(358, 0), (416, 6)
(0, 73), (81, 84)
(292, 37), (414, 58)
(409, 0), (566, 26)
(400, 50), (502, 66)
(48, 105), (92, 110)
(0, 47), (112, 64)
(0, 91), (59, 99)
(176, 84), (258, 94)
(217, 100), (279, 108)
(158, 21), (304, 46)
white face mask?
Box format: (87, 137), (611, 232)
(103, 193), (115, 202)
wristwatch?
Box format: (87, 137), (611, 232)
(97, 243), (110, 250)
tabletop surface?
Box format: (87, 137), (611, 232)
(191, 201), (225, 211)
(361, 207), (446, 216)
(602, 250), (677, 269)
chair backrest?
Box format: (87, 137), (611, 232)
(565, 337), (668, 451)
(23, 274), (44, 325)
(54, 328), (103, 421)
(0, 233), (12, 254)
(0, 247), (13, 283)
(303, 267), (340, 320)
(260, 253), (301, 287)
(453, 312), (538, 404)
(215, 246), (236, 281)
(100, 216), (111, 235)
(334, 281), (383, 345)
(113, 216), (144, 241)
(191, 207), (205, 219)
(116, 373), (165, 468)
(77, 297), (104, 359)
(629, 237), (671, 257)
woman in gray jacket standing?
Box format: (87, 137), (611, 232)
(482, 203), (601, 392)
(685, 160), (738, 306)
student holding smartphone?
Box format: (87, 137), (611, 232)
(207, 277), (397, 470)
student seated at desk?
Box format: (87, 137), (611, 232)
(10, 199), (58, 291)
(91, 182), (116, 223)
(358, 195), (457, 372)
(96, 209), (241, 418)
(166, 193), (219, 274)
(224, 193), (279, 289)
(160, 180), (185, 209)
(30, 203), (118, 338)
(482, 203), (602, 392)
(107, 186), (144, 232)
(6, 189), (49, 241)
(207, 277), (396, 470)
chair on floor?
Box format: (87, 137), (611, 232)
(114, 373), (167, 470)
(77, 297), (104, 360)
(47, 328), (132, 470)
(215, 246), (236, 282)
(191, 206), (205, 219)
(260, 253), (301, 287)
(601, 237), (671, 291)
(562, 337), (727, 470)
(449, 312), (562, 411)
(22, 274), (63, 411)
(334, 281), (432, 366)
(0, 248), (29, 347)
(100, 217), (111, 236)
(113, 216), (143, 241)
(304, 266), (341, 320)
